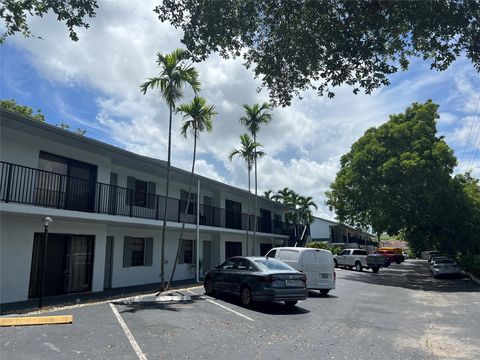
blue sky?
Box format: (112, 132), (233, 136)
(1, 1), (479, 220)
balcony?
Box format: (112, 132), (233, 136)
(0, 161), (290, 235)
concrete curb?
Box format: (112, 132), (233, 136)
(468, 272), (480, 286)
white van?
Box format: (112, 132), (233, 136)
(265, 247), (335, 295)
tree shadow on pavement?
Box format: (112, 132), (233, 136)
(340, 260), (478, 293)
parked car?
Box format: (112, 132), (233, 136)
(377, 249), (405, 264)
(265, 247), (335, 295)
(429, 255), (446, 264)
(366, 253), (391, 273)
(203, 256), (307, 307)
(403, 252), (409, 260)
(430, 258), (460, 278)
(421, 250), (439, 260)
(333, 249), (367, 271)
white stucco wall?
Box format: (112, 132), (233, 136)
(0, 214), (107, 304)
(1, 127), (111, 183)
(310, 218), (336, 240)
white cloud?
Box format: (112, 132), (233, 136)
(5, 1), (480, 223)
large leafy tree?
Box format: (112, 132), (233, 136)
(156, 0), (480, 106)
(239, 103), (272, 244)
(228, 133), (265, 255)
(326, 100), (469, 251)
(140, 49), (201, 290)
(1, 99), (45, 121)
(167, 96), (216, 289)
(1, 0), (98, 43)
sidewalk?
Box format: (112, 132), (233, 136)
(0, 279), (202, 315)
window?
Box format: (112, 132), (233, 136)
(134, 180), (147, 207)
(278, 249), (299, 262)
(183, 240), (193, 264)
(260, 243), (272, 256)
(123, 237), (153, 267)
(266, 249), (276, 258)
(131, 238), (145, 266)
(225, 241), (242, 258)
(180, 189), (197, 215)
(126, 177), (156, 208)
(179, 239), (196, 264)
(353, 250), (367, 256)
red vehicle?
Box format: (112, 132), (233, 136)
(377, 250), (405, 264)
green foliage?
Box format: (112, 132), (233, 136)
(458, 255), (480, 278)
(1, 0), (98, 43)
(156, 0), (480, 106)
(178, 96), (216, 139)
(228, 133), (265, 172)
(327, 100), (480, 255)
(306, 241), (342, 255)
(1, 99), (45, 122)
(140, 49), (201, 108)
(1, 99), (86, 135)
(270, 187), (317, 226)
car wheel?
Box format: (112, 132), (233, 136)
(240, 286), (252, 307)
(348, 266), (353, 270)
(334, 260), (338, 268)
(396, 260), (402, 264)
(204, 277), (215, 296)
(320, 289), (330, 296)
(355, 262), (363, 272)
(372, 267), (380, 273)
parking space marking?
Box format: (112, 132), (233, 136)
(187, 290), (254, 322)
(109, 303), (147, 360)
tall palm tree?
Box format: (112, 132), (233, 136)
(298, 196), (318, 244)
(140, 49), (201, 290)
(228, 133), (265, 255)
(166, 96), (216, 289)
(240, 103), (272, 247)
(263, 190), (275, 199)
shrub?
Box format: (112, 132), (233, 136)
(306, 241), (343, 255)
(458, 255), (480, 278)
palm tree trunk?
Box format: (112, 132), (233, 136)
(159, 103), (173, 292)
(253, 135), (257, 255)
(166, 126), (198, 290)
(246, 167), (250, 256)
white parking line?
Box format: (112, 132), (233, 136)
(187, 290), (254, 322)
(109, 303), (147, 360)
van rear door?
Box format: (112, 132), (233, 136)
(315, 250), (335, 289)
(302, 250), (319, 288)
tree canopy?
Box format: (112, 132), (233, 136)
(1, 0), (98, 43)
(156, 0), (480, 106)
(326, 100), (480, 254)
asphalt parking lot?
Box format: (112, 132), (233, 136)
(1, 260), (479, 359)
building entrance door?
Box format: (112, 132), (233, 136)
(28, 233), (95, 298)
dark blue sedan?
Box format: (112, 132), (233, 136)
(204, 256), (307, 307)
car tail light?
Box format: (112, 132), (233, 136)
(260, 275), (275, 283)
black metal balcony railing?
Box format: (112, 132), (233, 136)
(0, 161), (290, 235)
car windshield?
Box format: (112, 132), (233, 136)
(254, 258), (295, 271)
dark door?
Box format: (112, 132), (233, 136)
(29, 233), (95, 298)
(225, 199), (242, 229)
(66, 160), (97, 212)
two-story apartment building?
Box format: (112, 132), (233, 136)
(0, 109), (293, 304)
